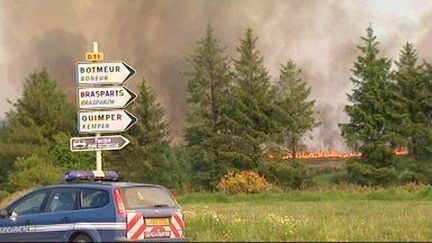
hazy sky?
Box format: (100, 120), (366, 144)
(0, 0), (431, 149)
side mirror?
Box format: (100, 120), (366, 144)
(0, 208), (8, 219)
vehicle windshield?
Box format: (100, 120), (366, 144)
(121, 187), (178, 209)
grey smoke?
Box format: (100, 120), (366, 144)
(0, 0), (431, 149)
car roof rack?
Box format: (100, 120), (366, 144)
(64, 170), (119, 182)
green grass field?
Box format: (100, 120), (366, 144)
(179, 185), (432, 241)
(1, 185), (431, 241)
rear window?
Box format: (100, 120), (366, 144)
(81, 189), (109, 209)
(121, 187), (177, 209)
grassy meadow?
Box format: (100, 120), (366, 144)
(178, 185), (432, 242)
(1, 184), (431, 241)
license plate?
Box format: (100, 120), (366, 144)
(145, 218), (169, 225)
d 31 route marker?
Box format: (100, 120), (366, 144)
(85, 52), (104, 62)
(70, 135), (130, 152)
(78, 86), (137, 109)
(78, 109), (138, 134)
(76, 62), (136, 85)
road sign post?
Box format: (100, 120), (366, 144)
(72, 41), (137, 173)
(93, 42), (103, 173)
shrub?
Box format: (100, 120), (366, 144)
(397, 161), (432, 185)
(346, 161), (397, 186)
(259, 160), (312, 190)
(8, 155), (63, 191)
(217, 171), (273, 194)
(312, 169), (346, 186)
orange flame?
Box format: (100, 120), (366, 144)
(266, 148), (408, 160)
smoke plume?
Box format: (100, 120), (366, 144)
(0, 0), (431, 148)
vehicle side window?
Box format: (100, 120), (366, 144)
(46, 188), (78, 212)
(9, 190), (49, 216)
(81, 189), (109, 209)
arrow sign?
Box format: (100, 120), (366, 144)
(70, 135), (130, 152)
(78, 109), (138, 133)
(78, 86), (137, 109)
(76, 61), (136, 85)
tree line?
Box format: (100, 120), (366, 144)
(341, 26), (431, 185)
(0, 25), (431, 195)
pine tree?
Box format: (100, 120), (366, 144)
(340, 26), (396, 168)
(184, 25), (233, 188)
(393, 43), (432, 158)
(108, 79), (170, 184)
(222, 28), (275, 170)
(273, 60), (316, 159)
(0, 69), (75, 187)
(185, 25), (232, 144)
(10, 69), (75, 136)
(421, 63), (432, 155)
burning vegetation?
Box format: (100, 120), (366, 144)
(265, 148), (408, 160)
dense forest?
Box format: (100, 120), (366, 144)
(0, 25), (431, 198)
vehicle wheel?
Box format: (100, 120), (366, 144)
(72, 234), (93, 243)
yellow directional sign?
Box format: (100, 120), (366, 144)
(85, 52), (104, 62)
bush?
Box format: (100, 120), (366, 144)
(397, 161), (432, 185)
(158, 146), (194, 191)
(8, 155), (63, 191)
(217, 171), (274, 195)
(346, 161), (397, 186)
(259, 160), (312, 190)
(51, 132), (94, 170)
(311, 168), (346, 186)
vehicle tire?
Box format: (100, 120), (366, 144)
(72, 233), (93, 243)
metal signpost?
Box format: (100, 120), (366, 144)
(70, 42), (137, 173)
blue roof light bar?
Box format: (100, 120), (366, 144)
(64, 170), (119, 182)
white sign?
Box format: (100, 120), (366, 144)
(70, 135), (130, 152)
(78, 109), (138, 133)
(76, 62), (136, 85)
(78, 86), (137, 109)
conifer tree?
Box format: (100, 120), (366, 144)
(185, 25), (232, 144)
(10, 69), (75, 136)
(221, 28), (275, 170)
(340, 26), (396, 168)
(273, 60), (316, 159)
(0, 69), (75, 187)
(393, 43), (432, 158)
(184, 25), (233, 188)
(108, 79), (171, 184)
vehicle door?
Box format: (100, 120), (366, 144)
(71, 188), (116, 242)
(36, 188), (79, 242)
(0, 189), (51, 242)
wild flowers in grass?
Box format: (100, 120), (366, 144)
(184, 205), (310, 241)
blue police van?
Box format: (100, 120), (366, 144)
(0, 171), (185, 242)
